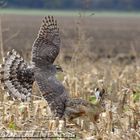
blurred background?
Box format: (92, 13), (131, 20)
(0, 0), (140, 11)
(0, 0), (140, 63)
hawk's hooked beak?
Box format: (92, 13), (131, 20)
(55, 65), (63, 72)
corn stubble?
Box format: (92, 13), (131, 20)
(0, 15), (140, 140)
(0, 53), (139, 139)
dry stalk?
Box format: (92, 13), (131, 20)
(0, 16), (4, 61)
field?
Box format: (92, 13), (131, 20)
(0, 10), (140, 139)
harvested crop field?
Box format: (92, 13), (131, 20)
(0, 13), (140, 139)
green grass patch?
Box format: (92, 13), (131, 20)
(0, 8), (140, 17)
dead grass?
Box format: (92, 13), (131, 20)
(0, 14), (140, 139)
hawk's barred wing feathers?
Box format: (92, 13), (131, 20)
(32, 16), (60, 67)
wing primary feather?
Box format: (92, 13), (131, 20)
(32, 16), (60, 67)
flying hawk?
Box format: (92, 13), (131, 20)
(0, 16), (106, 120)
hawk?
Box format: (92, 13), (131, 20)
(0, 16), (106, 120)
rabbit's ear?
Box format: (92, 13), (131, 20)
(95, 88), (101, 100)
(95, 88), (106, 100)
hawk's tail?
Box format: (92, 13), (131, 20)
(0, 49), (34, 101)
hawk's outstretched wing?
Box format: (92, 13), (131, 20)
(32, 16), (60, 67)
(32, 16), (68, 118)
(0, 49), (34, 101)
(34, 70), (68, 118)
